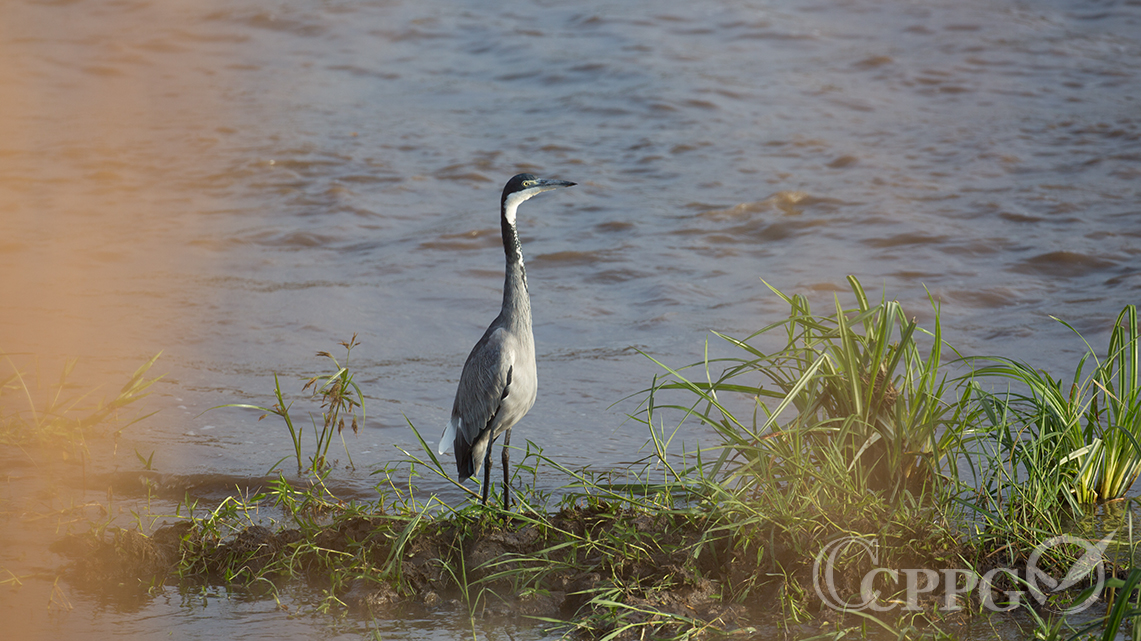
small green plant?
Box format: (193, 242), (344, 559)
(305, 335), (366, 471)
(216, 335), (365, 475)
(0, 352), (161, 451)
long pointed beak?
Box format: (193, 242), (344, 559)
(534, 178), (575, 192)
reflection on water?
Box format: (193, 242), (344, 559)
(1, 0), (1140, 637)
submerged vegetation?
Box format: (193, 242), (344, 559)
(11, 278), (1141, 639)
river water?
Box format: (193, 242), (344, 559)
(2, 0), (1139, 638)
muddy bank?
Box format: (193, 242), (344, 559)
(54, 506), (737, 633)
(50, 498), (990, 638)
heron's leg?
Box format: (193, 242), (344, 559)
(501, 428), (512, 511)
(481, 447), (493, 505)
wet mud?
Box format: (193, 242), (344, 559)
(52, 506), (737, 632)
(47, 500), (988, 638)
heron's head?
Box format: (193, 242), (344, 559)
(501, 173), (575, 224)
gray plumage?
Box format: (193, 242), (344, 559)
(438, 173), (575, 509)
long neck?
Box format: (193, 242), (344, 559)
(500, 201), (531, 327)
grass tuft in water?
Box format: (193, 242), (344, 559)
(213, 335), (365, 475)
(954, 304), (1141, 560)
(0, 351), (162, 453)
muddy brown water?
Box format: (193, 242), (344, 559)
(2, 0), (1139, 638)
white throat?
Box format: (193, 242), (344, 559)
(503, 191), (534, 226)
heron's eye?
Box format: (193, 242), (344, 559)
(523, 181), (536, 188)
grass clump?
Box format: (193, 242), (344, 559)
(635, 276), (961, 504)
(0, 352), (161, 452)
(960, 305), (1141, 511)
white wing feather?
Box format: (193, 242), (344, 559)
(438, 417), (459, 455)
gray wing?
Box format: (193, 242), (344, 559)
(449, 326), (515, 480)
